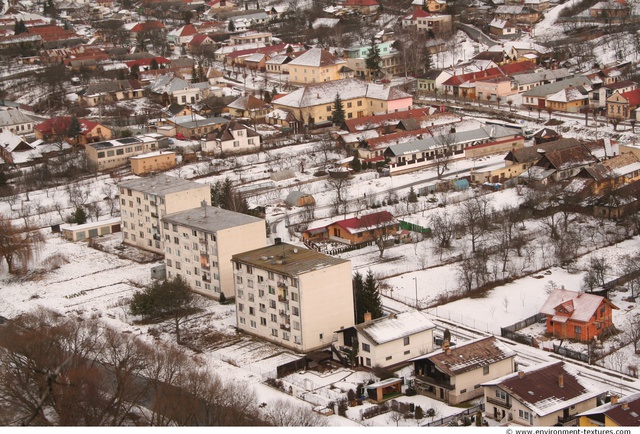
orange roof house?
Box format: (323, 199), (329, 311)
(304, 211), (398, 245)
(34, 117), (113, 146)
(539, 288), (618, 341)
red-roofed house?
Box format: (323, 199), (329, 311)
(402, 9), (452, 35)
(34, 117), (113, 146)
(124, 57), (171, 72)
(304, 211), (398, 245)
(606, 89), (640, 120)
(126, 21), (165, 40)
(342, 0), (380, 14)
(206, 0), (237, 12)
(442, 61), (538, 98)
(539, 288), (618, 341)
(168, 24), (197, 47)
(187, 34), (215, 52)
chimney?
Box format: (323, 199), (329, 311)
(518, 370), (525, 379)
(274, 237), (282, 244)
(445, 347), (452, 355)
(364, 312), (372, 322)
(558, 374), (564, 388)
(611, 395), (619, 405)
(622, 403), (629, 410)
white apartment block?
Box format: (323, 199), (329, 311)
(232, 242), (355, 353)
(118, 174), (211, 254)
(162, 205), (266, 300)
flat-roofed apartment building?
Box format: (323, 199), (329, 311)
(162, 205), (266, 300)
(232, 241), (355, 352)
(86, 133), (169, 171)
(118, 174), (211, 254)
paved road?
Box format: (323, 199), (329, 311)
(456, 22), (499, 47)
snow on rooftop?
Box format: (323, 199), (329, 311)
(359, 311), (435, 345)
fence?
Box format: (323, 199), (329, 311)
(423, 403), (484, 427)
(500, 313), (546, 347)
(552, 344), (590, 364)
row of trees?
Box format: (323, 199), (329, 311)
(0, 307), (325, 426)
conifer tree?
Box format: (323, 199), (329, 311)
(362, 270), (383, 320)
(331, 93), (345, 126)
(365, 37), (382, 80)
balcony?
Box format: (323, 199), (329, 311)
(151, 212), (158, 218)
(279, 309), (288, 316)
(486, 396), (512, 409)
(278, 295), (288, 302)
(280, 323), (291, 331)
(277, 281), (288, 289)
(415, 375), (455, 390)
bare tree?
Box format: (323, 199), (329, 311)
(0, 215), (45, 274)
(262, 400), (328, 426)
(460, 195), (493, 253)
(581, 255), (609, 292)
(624, 316), (640, 354)
(433, 131), (456, 179)
(429, 210), (456, 260)
(326, 177), (350, 216)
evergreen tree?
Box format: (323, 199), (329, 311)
(73, 206), (88, 224)
(130, 64), (140, 80)
(191, 64), (197, 82)
(228, 19), (236, 32)
(422, 48), (433, 74)
(66, 115), (82, 144)
(286, 44), (294, 54)
(150, 58), (159, 70)
(198, 64), (205, 82)
(211, 178), (250, 214)
(352, 157), (362, 173)
(117, 69), (125, 80)
(408, 186), (418, 203)
(364, 37), (382, 80)
(353, 272), (365, 323)
(362, 270), (383, 320)
(14, 19), (28, 35)
(331, 93), (345, 126)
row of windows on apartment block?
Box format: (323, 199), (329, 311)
(235, 263), (299, 288)
(119, 189), (164, 204)
(166, 270), (220, 293)
(237, 288), (299, 307)
(238, 317), (303, 345)
(238, 306), (300, 324)
(122, 231), (160, 248)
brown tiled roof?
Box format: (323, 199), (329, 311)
(497, 362), (600, 416)
(425, 337), (515, 376)
(342, 108), (433, 133)
(505, 138), (581, 164)
(207, 120), (260, 141)
(539, 145), (598, 171)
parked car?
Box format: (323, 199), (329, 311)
(176, 133), (186, 140)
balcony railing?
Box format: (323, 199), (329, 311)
(486, 397), (512, 409)
(415, 375), (455, 390)
(278, 295), (288, 302)
(280, 323), (291, 331)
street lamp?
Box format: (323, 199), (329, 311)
(414, 276), (419, 310)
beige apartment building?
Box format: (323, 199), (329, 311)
(130, 150), (176, 175)
(161, 206), (266, 300)
(118, 174), (211, 254)
(232, 242), (355, 353)
(86, 133), (168, 171)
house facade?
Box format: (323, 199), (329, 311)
(162, 206), (266, 300)
(287, 48), (348, 84)
(202, 121), (261, 155)
(579, 393), (640, 427)
(118, 174), (211, 254)
(606, 89), (640, 120)
(483, 362), (602, 426)
(232, 242), (354, 353)
(34, 117), (113, 146)
(0, 108), (35, 135)
(413, 337), (517, 405)
(539, 288), (618, 341)
(333, 311), (436, 368)
(80, 79), (145, 107)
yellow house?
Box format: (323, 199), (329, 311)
(287, 48), (350, 85)
(578, 393), (640, 427)
(130, 150), (176, 175)
(271, 78), (413, 125)
(545, 87), (589, 113)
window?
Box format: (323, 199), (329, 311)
(268, 271), (274, 280)
(268, 285), (276, 295)
(260, 317), (267, 326)
(386, 356), (392, 361)
(518, 409), (530, 421)
(283, 332), (290, 341)
(271, 328), (278, 337)
(319, 333), (323, 340)
(175, 262), (181, 270)
(269, 300), (276, 309)
(362, 343), (370, 352)
(292, 306), (299, 316)
(249, 307), (255, 316)
(483, 365), (490, 375)
(365, 358), (371, 367)
(574, 325), (582, 334)
(404, 350), (410, 355)
(327, 106), (331, 112)
(166, 259), (172, 267)
(236, 276), (243, 284)
(291, 292), (298, 302)
(403, 336), (410, 346)
(258, 275), (264, 283)
(293, 321), (300, 330)
(270, 313), (277, 322)
(239, 317), (246, 325)
(495, 389), (507, 400)
(250, 320), (256, 329)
